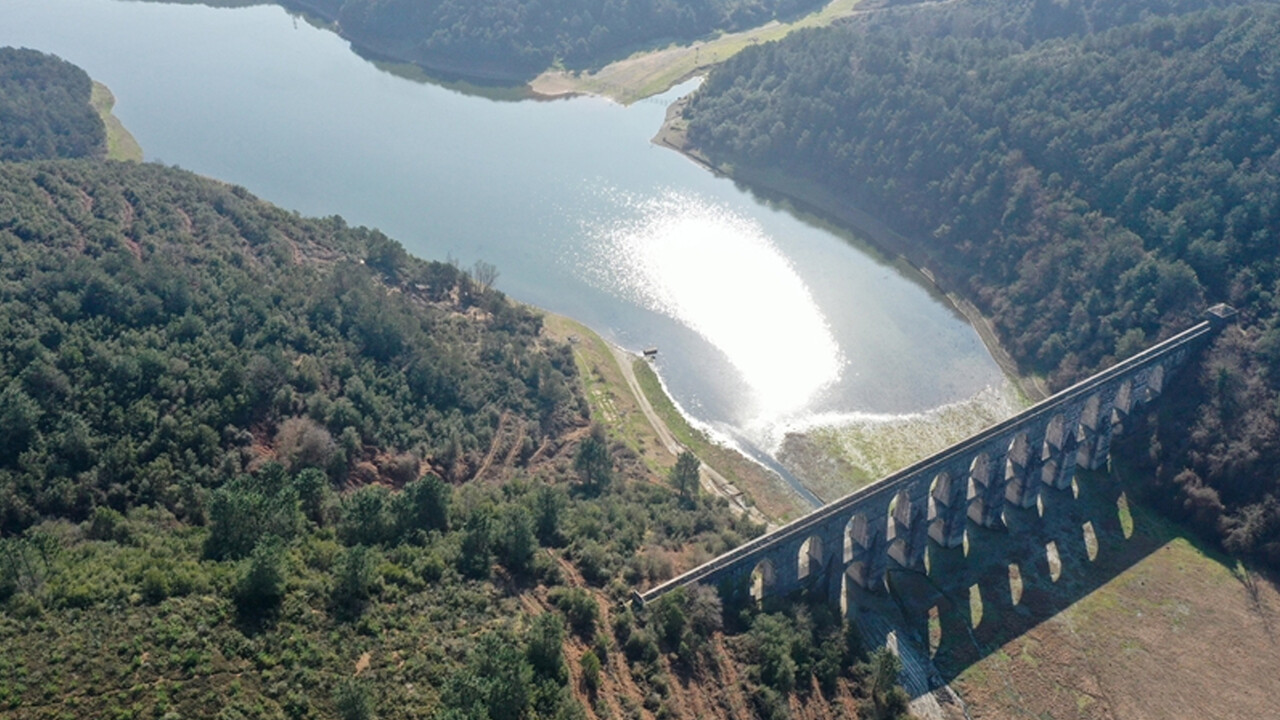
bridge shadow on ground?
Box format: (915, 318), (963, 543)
(846, 464), (1240, 701)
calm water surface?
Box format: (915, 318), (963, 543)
(3, 0), (1007, 473)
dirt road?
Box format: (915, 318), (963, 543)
(607, 344), (773, 528)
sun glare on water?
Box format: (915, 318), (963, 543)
(585, 189), (844, 422)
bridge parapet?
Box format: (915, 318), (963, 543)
(638, 306), (1233, 608)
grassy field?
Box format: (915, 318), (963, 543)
(542, 313), (674, 475)
(542, 312), (807, 522)
(530, 0), (862, 104)
(778, 385), (1025, 503)
(630, 359), (809, 522)
(880, 461), (1280, 719)
(90, 82), (143, 162)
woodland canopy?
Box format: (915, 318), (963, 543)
(684, 0), (1280, 567)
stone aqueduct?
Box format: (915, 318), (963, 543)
(639, 305), (1237, 609)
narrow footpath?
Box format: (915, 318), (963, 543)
(607, 344), (774, 529)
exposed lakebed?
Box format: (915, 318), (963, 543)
(4, 0), (1018, 504)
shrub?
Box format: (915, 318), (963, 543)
(334, 678), (373, 720)
(548, 586), (598, 639)
(581, 649), (602, 693)
(140, 567), (170, 604)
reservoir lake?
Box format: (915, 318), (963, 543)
(4, 0), (1010, 486)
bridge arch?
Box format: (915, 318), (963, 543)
(750, 559), (776, 603)
(798, 535), (824, 580)
(967, 452), (1002, 526)
(927, 473), (947, 524)
(928, 472), (965, 546)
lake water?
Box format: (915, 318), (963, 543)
(3, 0), (1008, 484)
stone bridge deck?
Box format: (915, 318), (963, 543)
(639, 305), (1236, 609)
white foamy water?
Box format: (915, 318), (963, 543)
(583, 189), (845, 423)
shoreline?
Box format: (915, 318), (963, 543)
(90, 82), (143, 163)
(541, 313), (807, 525)
(652, 93), (1049, 404)
(278, 0), (864, 106)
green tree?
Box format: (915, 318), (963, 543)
(496, 504), (537, 576)
(669, 450), (700, 501)
(649, 588), (687, 647)
(526, 612), (566, 682)
(458, 508), (493, 579)
(573, 424), (612, 495)
(332, 544), (378, 619)
(340, 484), (393, 546)
(334, 677), (374, 720)
(395, 473), (451, 538)
(465, 630), (533, 720)
(580, 649), (601, 693)
(749, 613), (798, 693)
(866, 647), (908, 719)
(235, 537), (288, 615)
(532, 484), (564, 546)
(292, 467), (331, 526)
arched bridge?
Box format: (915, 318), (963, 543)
(638, 305), (1237, 609)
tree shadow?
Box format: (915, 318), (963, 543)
(846, 465), (1252, 698)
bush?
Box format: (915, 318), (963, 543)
(140, 567), (170, 604)
(580, 649), (601, 693)
(334, 678), (373, 720)
(548, 586), (598, 639)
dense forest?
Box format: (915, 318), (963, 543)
(0, 50), (910, 719)
(0, 47), (105, 162)
(285, 0), (825, 77)
(0, 158), (582, 533)
(683, 0), (1280, 567)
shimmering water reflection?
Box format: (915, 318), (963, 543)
(584, 189), (844, 421)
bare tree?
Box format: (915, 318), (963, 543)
(471, 260), (499, 291)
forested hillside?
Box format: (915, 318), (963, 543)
(682, 0), (1280, 567)
(0, 159), (580, 533)
(0, 159), (802, 720)
(287, 0), (826, 77)
(0, 47), (105, 162)
(0, 54), (909, 719)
